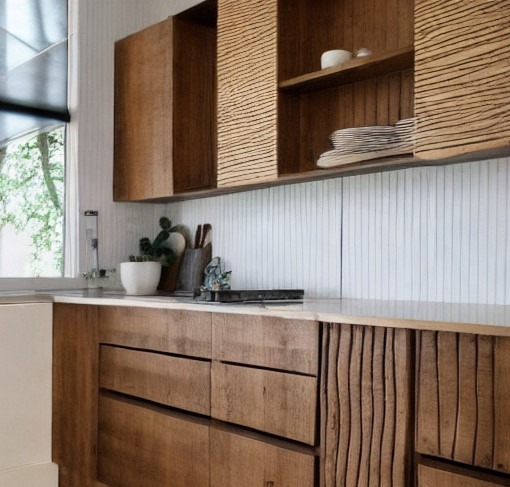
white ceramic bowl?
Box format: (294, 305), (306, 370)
(321, 49), (352, 69)
(120, 261), (162, 295)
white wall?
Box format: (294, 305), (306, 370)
(72, 0), (180, 276)
(167, 157), (510, 305)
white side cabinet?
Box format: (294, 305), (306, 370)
(0, 301), (58, 487)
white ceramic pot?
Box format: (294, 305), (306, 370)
(120, 261), (162, 295)
(321, 49), (352, 69)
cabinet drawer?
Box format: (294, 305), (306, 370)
(212, 362), (317, 444)
(98, 306), (212, 358)
(100, 346), (210, 415)
(210, 427), (315, 487)
(416, 332), (510, 474)
(98, 394), (209, 487)
(212, 314), (319, 374)
(418, 463), (510, 487)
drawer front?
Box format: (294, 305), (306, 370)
(98, 394), (209, 487)
(417, 332), (510, 474)
(98, 306), (212, 358)
(212, 362), (317, 444)
(418, 464), (509, 487)
(210, 427), (315, 487)
(212, 313), (319, 375)
(100, 346), (211, 415)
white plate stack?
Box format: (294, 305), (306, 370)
(317, 118), (415, 168)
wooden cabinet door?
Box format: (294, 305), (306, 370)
(217, 0), (279, 187)
(416, 331), (510, 474)
(114, 19), (174, 201)
(320, 324), (413, 487)
(210, 427), (315, 487)
(98, 393), (209, 487)
(53, 304), (99, 487)
(418, 464), (510, 487)
(414, 0), (510, 159)
(211, 362), (317, 444)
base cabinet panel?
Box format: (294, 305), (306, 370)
(98, 394), (210, 487)
(210, 428), (315, 487)
(418, 464), (510, 487)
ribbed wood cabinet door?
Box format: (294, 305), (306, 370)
(414, 0), (510, 159)
(416, 331), (510, 474)
(320, 324), (413, 487)
(217, 0), (278, 188)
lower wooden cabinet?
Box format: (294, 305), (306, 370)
(320, 324), (413, 486)
(418, 463), (510, 487)
(210, 427), (315, 487)
(416, 331), (510, 474)
(98, 394), (210, 487)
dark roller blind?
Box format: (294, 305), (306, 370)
(0, 0), (68, 145)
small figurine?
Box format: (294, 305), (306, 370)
(203, 257), (231, 291)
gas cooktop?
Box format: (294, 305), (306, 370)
(193, 289), (304, 303)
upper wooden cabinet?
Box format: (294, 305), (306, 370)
(217, 0), (414, 188)
(414, 0), (510, 160)
(113, 1), (217, 201)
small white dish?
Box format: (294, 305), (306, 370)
(321, 49), (352, 69)
(356, 47), (373, 58)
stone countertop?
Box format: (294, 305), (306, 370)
(44, 290), (510, 337)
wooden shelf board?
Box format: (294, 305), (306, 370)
(117, 146), (510, 204)
(279, 46), (414, 94)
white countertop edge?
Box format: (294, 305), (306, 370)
(49, 294), (510, 336)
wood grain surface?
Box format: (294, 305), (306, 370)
(210, 427), (315, 487)
(114, 19), (174, 200)
(52, 304), (100, 486)
(211, 362), (317, 444)
(414, 0), (510, 159)
(212, 313), (319, 374)
(418, 463), (510, 487)
(320, 323), (413, 486)
(217, 0), (279, 187)
(98, 306), (212, 358)
(98, 394), (210, 487)
(416, 331), (510, 474)
(99, 345), (211, 415)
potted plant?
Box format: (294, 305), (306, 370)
(120, 217), (185, 295)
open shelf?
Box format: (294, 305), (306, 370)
(279, 46), (414, 94)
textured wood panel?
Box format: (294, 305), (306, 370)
(98, 394), (210, 487)
(98, 306), (212, 358)
(114, 18), (174, 201)
(341, 158), (510, 304)
(99, 345), (211, 415)
(320, 323), (412, 486)
(414, 0), (510, 159)
(210, 427), (315, 487)
(217, 0), (279, 187)
(416, 331), (510, 474)
(212, 313), (319, 374)
(211, 362), (317, 444)
(52, 304), (99, 484)
(418, 464), (509, 487)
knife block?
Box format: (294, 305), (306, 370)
(175, 244), (212, 293)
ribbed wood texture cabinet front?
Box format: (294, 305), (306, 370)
(416, 331), (510, 474)
(320, 324), (413, 487)
(216, 0), (279, 187)
(414, 0), (510, 159)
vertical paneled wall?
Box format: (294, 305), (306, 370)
(168, 157), (510, 304)
(168, 180), (343, 298)
(74, 0), (184, 273)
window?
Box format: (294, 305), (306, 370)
(0, 0), (69, 278)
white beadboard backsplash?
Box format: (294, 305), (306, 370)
(168, 180), (343, 297)
(167, 158), (510, 304)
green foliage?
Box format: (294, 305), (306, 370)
(0, 127), (65, 276)
(136, 217), (176, 267)
(128, 254), (159, 263)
